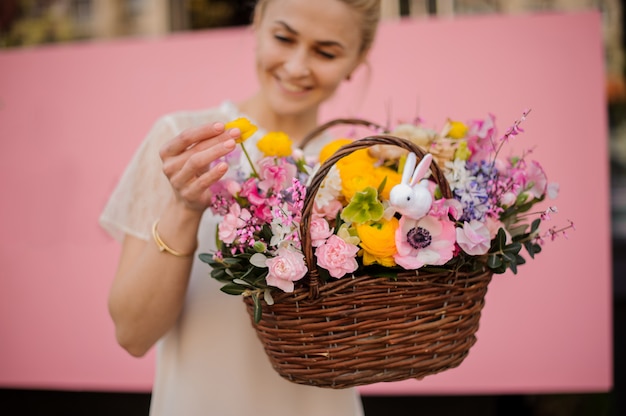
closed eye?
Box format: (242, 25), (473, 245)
(274, 34), (293, 44)
(316, 49), (336, 59)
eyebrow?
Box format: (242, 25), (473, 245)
(275, 20), (346, 50)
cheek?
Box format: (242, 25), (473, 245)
(316, 65), (351, 89)
(255, 38), (280, 72)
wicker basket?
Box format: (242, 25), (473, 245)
(243, 121), (493, 389)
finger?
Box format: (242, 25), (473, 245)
(162, 125), (241, 182)
(160, 122), (227, 159)
(170, 138), (236, 189)
(182, 126), (242, 156)
(179, 161), (230, 207)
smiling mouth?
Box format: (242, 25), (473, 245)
(277, 78), (311, 94)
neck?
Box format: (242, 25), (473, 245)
(238, 93), (319, 146)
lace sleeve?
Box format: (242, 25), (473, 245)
(99, 116), (177, 242)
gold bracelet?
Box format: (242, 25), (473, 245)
(151, 220), (194, 258)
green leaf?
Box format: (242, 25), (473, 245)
(221, 257), (243, 266)
(531, 218), (541, 233)
(487, 254), (502, 268)
(220, 284), (248, 296)
(252, 292), (263, 323)
(210, 269), (232, 284)
(502, 252), (516, 264)
(490, 228), (506, 252)
(504, 242), (522, 255)
(377, 176), (388, 196)
(524, 241), (542, 259)
(198, 253), (214, 264)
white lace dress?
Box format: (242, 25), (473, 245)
(99, 101), (364, 416)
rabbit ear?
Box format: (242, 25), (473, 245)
(401, 152), (417, 185)
(410, 153), (433, 186)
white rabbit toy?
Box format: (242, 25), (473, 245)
(389, 152), (434, 220)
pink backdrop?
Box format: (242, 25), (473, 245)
(0, 11), (612, 394)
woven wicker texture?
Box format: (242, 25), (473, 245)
(244, 123), (493, 388)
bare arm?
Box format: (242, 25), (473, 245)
(108, 122), (239, 357)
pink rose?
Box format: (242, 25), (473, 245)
(456, 220), (491, 255)
(265, 246), (308, 292)
(315, 235), (359, 278)
(309, 217), (334, 247)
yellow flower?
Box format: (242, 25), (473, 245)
(445, 120), (468, 139)
(356, 218), (399, 267)
(319, 138), (352, 163)
(454, 140), (471, 161)
(319, 138), (377, 167)
(257, 131), (293, 157)
(372, 166), (402, 200)
(337, 160), (377, 200)
(225, 117), (258, 144)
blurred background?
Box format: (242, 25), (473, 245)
(1, 0), (624, 415)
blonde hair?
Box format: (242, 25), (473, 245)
(254, 0), (381, 53)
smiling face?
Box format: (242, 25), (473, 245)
(253, 0), (367, 119)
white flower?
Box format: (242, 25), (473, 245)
(315, 165), (342, 208)
(444, 159), (474, 191)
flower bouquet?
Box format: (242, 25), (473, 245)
(200, 112), (572, 388)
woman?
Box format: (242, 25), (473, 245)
(100, 0), (381, 415)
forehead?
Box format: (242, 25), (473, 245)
(260, 0), (363, 49)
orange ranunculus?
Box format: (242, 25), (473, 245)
(356, 218), (399, 267)
(372, 165), (402, 200)
(337, 160), (377, 200)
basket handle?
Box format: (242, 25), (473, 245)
(299, 118), (387, 148)
(300, 134), (453, 299)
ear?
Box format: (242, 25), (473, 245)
(410, 154), (433, 186)
(402, 153), (417, 185)
(345, 49), (370, 81)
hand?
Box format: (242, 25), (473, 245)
(159, 122), (239, 211)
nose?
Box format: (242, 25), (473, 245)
(283, 48), (310, 78)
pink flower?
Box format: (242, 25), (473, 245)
(430, 198), (464, 220)
(500, 191), (517, 207)
(257, 157), (297, 193)
(313, 199), (343, 220)
(484, 216), (509, 241)
(218, 205), (251, 244)
(456, 220), (491, 255)
(526, 160), (547, 199)
(240, 177), (266, 206)
(265, 246), (308, 292)
(310, 217), (334, 247)
(315, 235), (359, 278)
(547, 182), (560, 199)
(394, 215), (456, 269)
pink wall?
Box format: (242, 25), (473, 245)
(0, 12), (612, 394)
